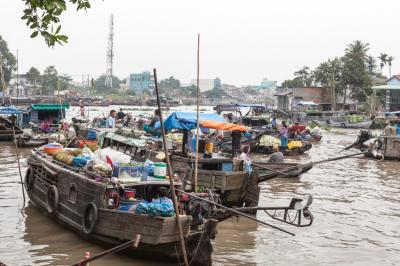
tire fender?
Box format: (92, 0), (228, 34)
(46, 185), (59, 214)
(82, 202), (98, 235)
(24, 167), (35, 192)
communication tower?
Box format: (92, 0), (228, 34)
(105, 14), (114, 88)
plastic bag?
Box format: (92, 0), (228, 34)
(94, 147), (131, 164)
(72, 156), (91, 168)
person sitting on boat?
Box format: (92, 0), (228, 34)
(122, 112), (134, 127)
(271, 117), (277, 128)
(279, 121), (288, 150)
(143, 109), (161, 137)
(106, 110), (117, 128)
(268, 145), (284, 163)
(40, 120), (51, 133)
(239, 145), (252, 173)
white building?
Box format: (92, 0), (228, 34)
(190, 79), (216, 92)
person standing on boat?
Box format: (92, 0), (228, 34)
(240, 146), (252, 173)
(268, 145), (284, 163)
(79, 104), (86, 118)
(117, 108), (126, 120)
(106, 110), (117, 128)
(279, 121), (288, 150)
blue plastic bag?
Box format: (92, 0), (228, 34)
(72, 156), (91, 168)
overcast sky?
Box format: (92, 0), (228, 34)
(0, 0), (399, 85)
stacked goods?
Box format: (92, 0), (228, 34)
(93, 164), (112, 178)
(287, 140), (303, 150)
(259, 135), (281, 147)
(346, 114), (368, 124)
(54, 151), (74, 165)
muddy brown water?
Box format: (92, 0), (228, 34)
(1, 111), (399, 265)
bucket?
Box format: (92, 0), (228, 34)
(124, 189), (136, 199)
(43, 143), (63, 155)
(118, 199), (137, 211)
(154, 162), (167, 178)
(79, 139), (98, 149)
(205, 141), (213, 154)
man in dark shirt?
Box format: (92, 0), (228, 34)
(149, 109), (160, 126)
(117, 108), (125, 120)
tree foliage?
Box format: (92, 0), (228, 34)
(41, 65), (58, 94)
(26, 66), (41, 84)
(0, 35), (17, 84)
(21, 0), (91, 47)
(342, 40), (372, 101)
(95, 75), (121, 92)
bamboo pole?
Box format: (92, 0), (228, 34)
(194, 33), (200, 192)
(153, 68), (189, 266)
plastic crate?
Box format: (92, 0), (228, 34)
(112, 163), (143, 178)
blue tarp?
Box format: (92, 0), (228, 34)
(156, 112), (225, 131)
(0, 106), (22, 115)
(296, 101), (318, 106)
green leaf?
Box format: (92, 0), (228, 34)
(30, 31), (39, 38)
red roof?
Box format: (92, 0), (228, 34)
(389, 74), (400, 82)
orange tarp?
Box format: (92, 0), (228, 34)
(200, 120), (247, 132)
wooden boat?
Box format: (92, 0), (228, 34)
(16, 135), (49, 147)
(347, 130), (400, 160)
(25, 149), (218, 265)
(0, 116), (23, 140)
(252, 162), (313, 182)
(170, 153), (261, 209)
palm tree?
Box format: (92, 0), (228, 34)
(366, 55), (376, 74)
(387, 56), (394, 77)
(378, 53), (388, 74)
(345, 40), (369, 61)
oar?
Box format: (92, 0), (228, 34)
(252, 162), (290, 176)
(176, 189), (295, 236)
(312, 152), (365, 165)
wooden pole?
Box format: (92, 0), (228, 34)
(176, 188), (295, 236)
(153, 68), (189, 266)
(71, 234), (141, 266)
(0, 54), (7, 105)
(12, 125), (26, 206)
(194, 33), (200, 192)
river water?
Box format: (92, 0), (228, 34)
(0, 105), (399, 265)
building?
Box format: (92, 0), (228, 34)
(190, 78), (221, 92)
(7, 74), (40, 97)
(372, 74), (400, 111)
(214, 77), (221, 90)
(275, 86), (357, 111)
(259, 78), (277, 90)
(128, 71), (154, 93)
(275, 87), (330, 111)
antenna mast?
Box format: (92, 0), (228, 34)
(105, 14), (114, 88)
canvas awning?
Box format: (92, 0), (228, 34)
(31, 103), (70, 110)
(296, 101), (318, 106)
(0, 106), (22, 114)
(158, 112), (247, 132)
(372, 84), (400, 90)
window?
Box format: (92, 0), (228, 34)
(68, 184), (78, 204)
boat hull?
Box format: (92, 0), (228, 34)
(25, 151), (216, 265)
